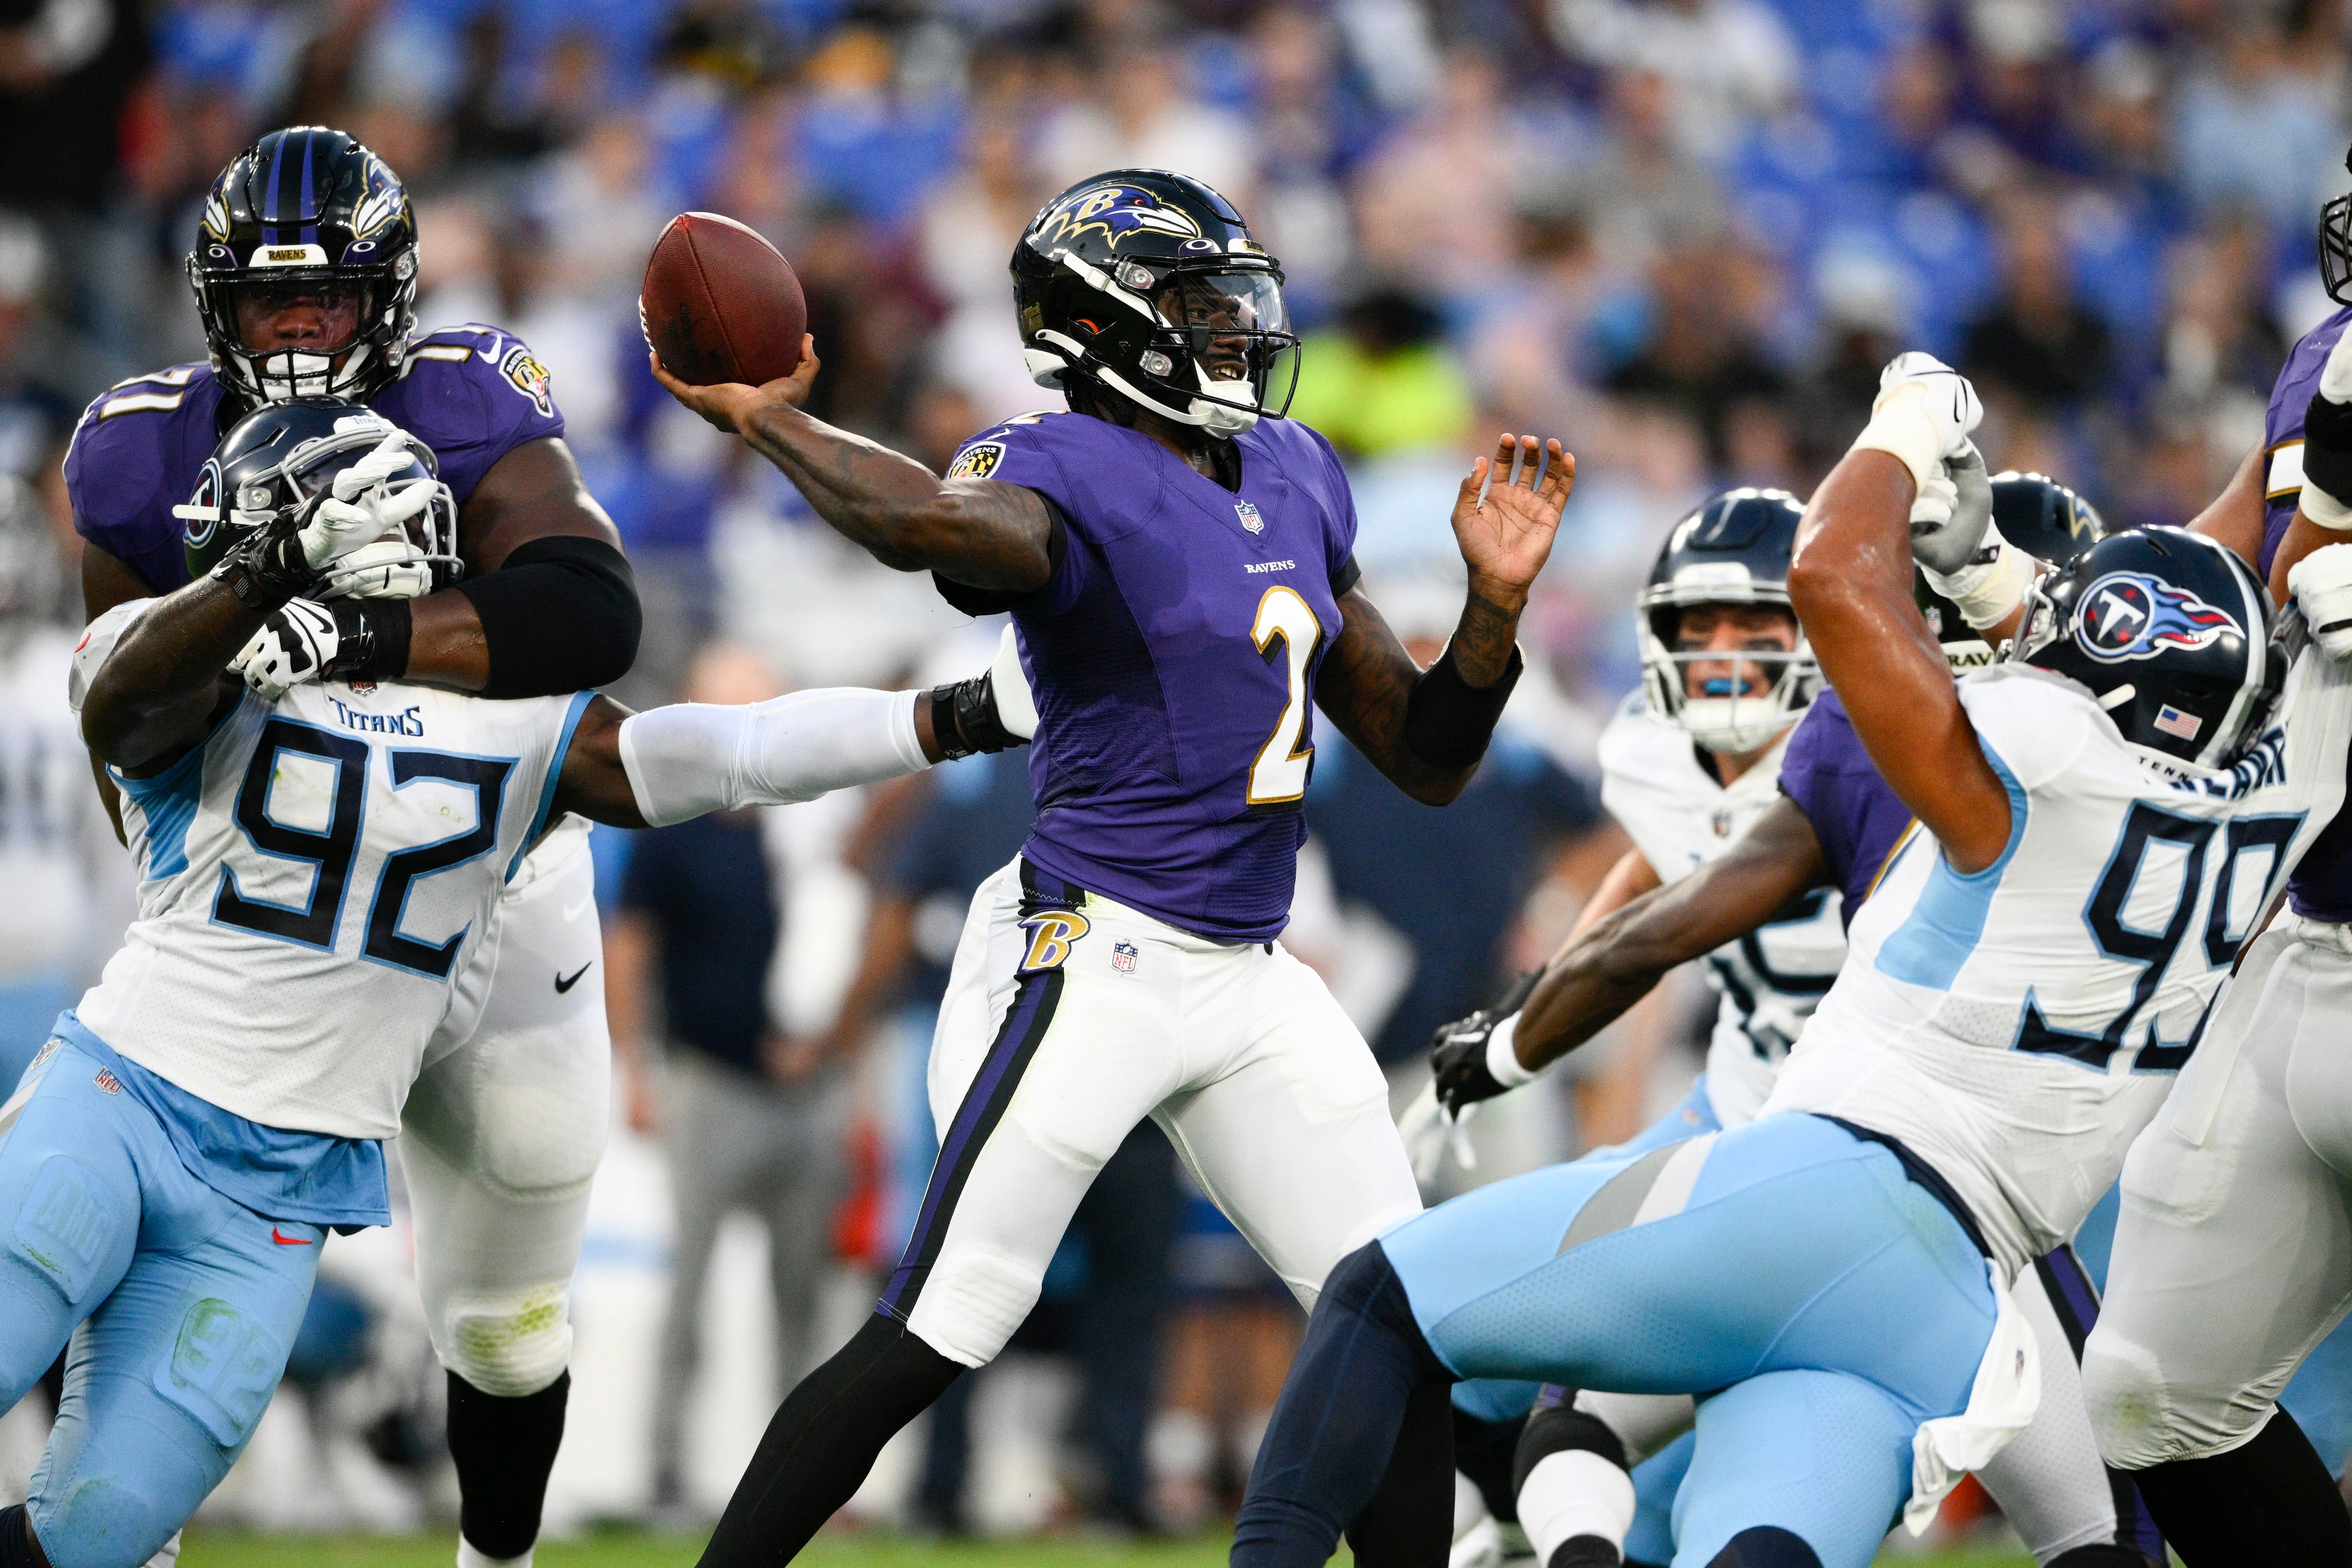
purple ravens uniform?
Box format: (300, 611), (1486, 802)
(65, 324), (561, 593)
(1779, 689), (1916, 924)
(2259, 305), (2352, 922)
(947, 408), (1359, 942)
(869, 406), (1418, 1378)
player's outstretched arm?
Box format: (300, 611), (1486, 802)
(552, 662), (1025, 828)
(1317, 435), (1571, 805)
(79, 575), (256, 770)
(1432, 801), (1827, 1114)
(652, 341), (1056, 594)
(1790, 451), (2012, 872)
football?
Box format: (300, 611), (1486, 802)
(639, 211), (808, 388)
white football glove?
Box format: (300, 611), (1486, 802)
(2290, 544), (2352, 661)
(230, 599), (339, 700)
(1852, 352), (1985, 494)
(296, 433), (440, 573)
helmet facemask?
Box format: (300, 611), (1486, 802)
(1031, 250), (1300, 436)
(196, 270), (402, 404)
(1636, 589), (1816, 754)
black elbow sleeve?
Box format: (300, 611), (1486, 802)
(1403, 642), (1524, 771)
(456, 535), (641, 698)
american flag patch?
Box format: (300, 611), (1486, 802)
(1112, 941), (1139, 973)
(2154, 704), (2203, 740)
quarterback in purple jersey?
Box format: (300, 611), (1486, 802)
(2082, 151), (2352, 1564)
(61, 127), (640, 1568)
(654, 167), (1571, 1565)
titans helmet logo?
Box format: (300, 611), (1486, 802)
(2074, 571), (2238, 664)
(1031, 185), (1203, 250)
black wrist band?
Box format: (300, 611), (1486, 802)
(1404, 642), (1524, 770)
(328, 598), (413, 681)
(929, 673), (1023, 761)
(2307, 391), (2352, 505)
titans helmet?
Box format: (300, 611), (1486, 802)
(186, 127), (421, 406)
(2010, 526), (2282, 775)
(177, 397), (459, 600)
(1013, 170), (1299, 436)
(1637, 488), (1818, 753)
(1919, 471), (2109, 670)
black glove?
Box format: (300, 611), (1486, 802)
(209, 507), (324, 611)
(1429, 968), (1543, 1117)
(929, 670), (1028, 760)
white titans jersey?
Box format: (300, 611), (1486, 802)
(1599, 695), (1845, 1125)
(68, 602), (588, 1139)
(1769, 659), (2352, 1279)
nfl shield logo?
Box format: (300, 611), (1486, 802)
(1235, 500), (1264, 535)
(1112, 941), (1139, 973)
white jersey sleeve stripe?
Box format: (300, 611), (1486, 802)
(1874, 745), (2030, 990)
(505, 690), (593, 882)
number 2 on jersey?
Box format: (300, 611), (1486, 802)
(1248, 586), (1322, 808)
(215, 718), (512, 979)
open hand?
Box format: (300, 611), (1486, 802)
(651, 334), (821, 435)
(1453, 434), (1573, 608)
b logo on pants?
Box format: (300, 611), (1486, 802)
(1018, 911), (1090, 972)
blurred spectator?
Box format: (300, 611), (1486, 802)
(1960, 199), (2113, 412)
(1553, 66), (1724, 278)
(1604, 240), (1787, 469)
(1550, 0), (1796, 162)
(2174, 14), (2342, 234)
(609, 644), (855, 1516)
(0, 0), (149, 211)
(1287, 288), (1472, 459)
(1037, 34), (1252, 198)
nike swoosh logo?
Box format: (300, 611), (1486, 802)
(555, 962), (594, 994)
(271, 1228), (313, 1246)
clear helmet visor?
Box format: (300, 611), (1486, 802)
(1150, 269), (1300, 419)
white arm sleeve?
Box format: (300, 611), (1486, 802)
(618, 687), (929, 828)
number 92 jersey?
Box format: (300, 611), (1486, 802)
(1597, 694), (1846, 1125)
(67, 602), (587, 1142)
(1771, 659), (2352, 1278)
(939, 410), (1361, 944)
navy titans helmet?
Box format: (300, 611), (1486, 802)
(1637, 488), (1818, 753)
(1919, 471), (2108, 669)
(186, 127), (421, 406)
(1013, 169), (1300, 436)
(178, 397), (459, 599)
(2321, 142), (2352, 304)
(2010, 526), (2282, 775)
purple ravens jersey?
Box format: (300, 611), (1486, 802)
(946, 411), (1360, 942)
(1778, 689), (1915, 927)
(2259, 304), (2352, 921)
(65, 324), (564, 594)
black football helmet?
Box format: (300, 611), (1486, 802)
(2010, 526), (2282, 774)
(1919, 471), (2108, 669)
(1012, 170), (1298, 436)
(2322, 143), (2352, 304)
(1637, 488), (1818, 753)
(187, 127), (421, 406)
(178, 397), (458, 599)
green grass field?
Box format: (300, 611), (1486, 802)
(175, 1531), (2036, 1568)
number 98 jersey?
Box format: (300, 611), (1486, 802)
(1771, 659), (2352, 1278)
(67, 602), (587, 1141)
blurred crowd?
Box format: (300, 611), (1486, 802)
(0, 0), (2348, 1544)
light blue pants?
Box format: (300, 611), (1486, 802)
(0, 1041), (322, 1568)
(1383, 1112), (1995, 1567)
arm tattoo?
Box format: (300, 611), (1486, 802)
(1314, 587), (1482, 805)
(1448, 591), (1519, 689)
(736, 402), (1053, 591)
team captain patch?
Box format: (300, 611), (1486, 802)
(500, 346), (555, 418)
(948, 441), (1006, 480)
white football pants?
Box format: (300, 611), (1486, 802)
(400, 816), (611, 1398)
(2086, 912), (2352, 1468)
(883, 855), (1423, 1368)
